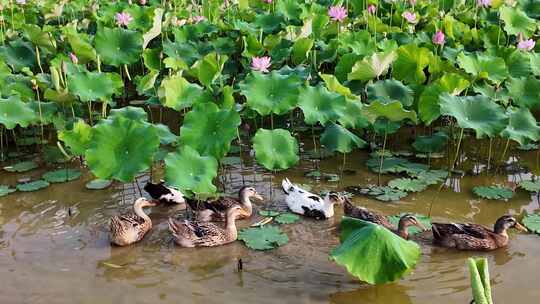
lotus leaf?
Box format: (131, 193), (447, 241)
(366, 157), (409, 173)
(522, 213), (540, 234)
(95, 27), (143, 66)
(457, 53), (508, 84)
(85, 179), (112, 190)
(468, 257), (494, 304)
(292, 38), (313, 65)
(275, 213), (300, 224)
(439, 94), (507, 138)
(0, 39), (37, 72)
(259, 210), (281, 217)
(64, 26), (96, 63)
(190, 52), (228, 88)
(504, 49), (532, 78)
(67, 70), (123, 102)
(298, 85), (348, 125)
(320, 123), (366, 154)
(85, 116), (160, 182)
(108, 106), (148, 122)
(238, 225), (289, 250)
(17, 180), (50, 192)
(499, 6), (536, 36)
(361, 100), (418, 124)
(501, 108), (540, 145)
(134, 70), (159, 95)
(472, 185), (514, 200)
(0, 96), (37, 129)
(42, 169), (82, 183)
(393, 44), (432, 84)
(410, 170), (449, 185)
(154, 123), (178, 145)
(338, 100), (369, 129)
(506, 76), (540, 109)
(412, 131), (448, 153)
(158, 74), (209, 111)
(240, 71), (300, 116)
(330, 217), (421, 284)
(348, 51), (397, 82)
(58, 120), (93, 156)
(388, 213), (432, 235)
(340, 31), (376, 56)
(4, 161), (38, 172)
(0, 185), (16, 197)
(252, 129), (299, 171)
(179, 102), (241, 160)
(388, 178), (429, 192)
(367, 80), (414, 108)
(320, 73), (354, 98)
(164, 146), (218, 194)
(142, 8), (163, 49)
(366, 186), (408, 201)
(23, 25), (56, 52)
(519, 180), (540, 193)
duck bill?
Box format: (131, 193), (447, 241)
(514, 222), (528, 232)
(254, 193), (264, 201)
(416, 222), (428, 232)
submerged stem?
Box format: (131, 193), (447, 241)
(377, 126), (388, 186)
(451, 128), (464, 170)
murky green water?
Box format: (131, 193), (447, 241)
(1, 143), (539, 304)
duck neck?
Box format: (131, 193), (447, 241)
(225, 214), (239, 240)
(396, 221), (409, 239)
(239, 194), (253, 215)
(133, 201), (151, 223)
(494, 225), (509, 237)
(324, 201), (336, 217)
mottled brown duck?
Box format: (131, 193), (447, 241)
(109, 198), (158, 246)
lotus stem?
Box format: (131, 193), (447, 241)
(123, 64), (131, 81)
(97, 55), (102, 73)
(377, 125), (388, 186)
(87, 101), (93, 126)
(487, 137), (493, 172)
(35, 46), (44, 74)
(499, 138), (510, 165)
(389, 3), (394, 28)
(34, 84), (45, 145)
(451, 128), (464, 170)
(0, 126), (3, 161)
(236, 128), (245, 184)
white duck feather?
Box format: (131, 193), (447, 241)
(281, 178), (341, 220)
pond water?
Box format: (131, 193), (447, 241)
(1, 142), (539, 304)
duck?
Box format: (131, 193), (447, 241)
(431, 215), (528, 251)
(144, 181), (186, 205)
(186, 186), (263, 222)
(281, 178), (344, 220)
(109, 198), (158, 246)
(168, 205), (248, 247)
(343, 198), (426, 239)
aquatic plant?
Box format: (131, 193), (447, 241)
(468, 257), (494, 304)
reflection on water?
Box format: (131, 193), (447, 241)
(1, 145), (540, 304)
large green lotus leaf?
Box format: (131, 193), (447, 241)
(142, 48), (161, 70)
(23, 24), (56, 52)
(142, 8), (163, 49)
(240, 71), (300, 116)
(64, 26), (96, 63)
(522, 213), (540, 234)
(154, 123), (178, 145)
(58, 120), (93, 156)
(85, 116), (159, 182)
(134, 70), (159, 95)
(468, 257), (494, 304)
(367, 80), (414, 108)
(158, 74), (209, 111)
(340, 31), (376, 56)
(42, 169), (82, 183)
(292, 38), (314, 65)
(362, 100), (418, 124)
(238, 225), (289, 250)
(387, 213), (432, 235)
(67, 70), (123, 102)
(0, 185), (16, 197)
(500, 6), (536, 36)
(190, 52), (228, 88)
(320, 73), (354, 98)
(330, 217), (421, 285)
(338, 100), (370, 129)
(164, 146), (218, 194)
(95, 27), (143, 66)
(179, 102), (241, 160)
(298, 85), (347, 125)
(437, 73), (471, 95)
(419, 74), (470, 125)
(108, 106), (148, 122)
(163, 40), (201, 68)
(335, 53), (361, 82)
(0, 96), (37, 129)
(0, 39), (37, 72)
(501, 107), (540, 145)
(4, 160), (38, 172)
(504, 49), (532, 78)
(412, 131), (448, 153)
(393, 44), (432, 84)
(473, 185), (514, 200)
(252, 128), (299, 171)
(531, 53), (540, 76)
(27, 101), (59, 125)
(457, 53), (508, 84)
(506, 76), (540, 109)
(348, 51), (397, 82)
(320, 123), (367, 153)
(440, 94), (507, 138)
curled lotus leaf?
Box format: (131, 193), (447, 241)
(367, 79), (414, 108)
(501, 107), (540, 145)
(468, 257), (494, 304)
(238, 225), (289, 250)
(361, 100), (418, 124)
(393, 44), (432, 85)
(439, 94), (507, 138)
(164, 146), (218, 195)
(500, 6), (536, 36)
(457, 53), (508, 84)
(522, 213), (540, 234)
(0, 39), (37, 72)
(158, 74), (209, 111)
(58, 120), (93, 156)
(348, 51), (397, 82)
(320, 123), (367, 154)
(95, 27), (143, 66)
(320, 73), (354, 98)
(298, 85), (347, 125)
(240, 71), (301, 116)
(0, 96), (37, 129)
(506, 77), (540, 109)
(252, 128), (299, 171)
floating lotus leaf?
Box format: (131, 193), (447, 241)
(158, 74), (209, 111)
(519, 180), (540, 193)
(67, 70), (123, 102)
(330, 217), (421, 284)
(468, 257), (494, 304)
(366, 186), (408, 201)
(387, 213), (432, 235)
(501, 108), (540, 145)
(179, 102), (241, 160)
(412, 131), (448, 153)
(154, 123), (178, 145)
(506, 76), (540, 109)
(4, 161), (38, 172)
(190, 52), (228, 88)
(0, 185), (16, 197)
(320, 123), (367, 154)
(457, 53), (508, 84)
(238, 225), (289, 250)
(85, 116), (160, 182)
(410, 170), (448, 185)
(320, 73), (354, 98)
(259, 210), (281, 217)
(366, 157), (409, 174)
(0, 39), (37, 72)
(367, 80), (414, 108)
(499, 6), (536, 36)
(348, 51), (397, 82)
(164, 146), (218, 194)
(252, 128), (299, 171)
(0, 96), (37, 129)
(17, 180), (50, 192)
(240, 71), (300, 116)
(440, 94), (507, 138)
(42, 169), (82, 183)
(472, 185), (514, 200)
(275, 213), (300, 224)
(85, 179), (112, 190)
(522, 213), (540, 234)
(388, 178), (429, 192)
(361, 100), (418, 124)
(298, 85), (347, 125)
(95, 27), (143, 66)
(58, 120), (92, 156)
(393, 44), (432, 84)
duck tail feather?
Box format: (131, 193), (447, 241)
(282, 178), (293, 194)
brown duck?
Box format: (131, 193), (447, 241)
(109, 198), (158, 246)
(431, 215), (527, 251)
(344, 198), (426, 239)
(168, 205), (248, 247)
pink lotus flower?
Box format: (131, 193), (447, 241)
(518, 38), (535, 51)
(251, 56), (271, 73)
(432, 31), (445, 45)
(367, 5), (377, 14)
(139, 0), (147, 5)
(328, 5), (347, 22)
(115, 12), (133, 27)
(263, 0), (272, 3)
(477, 0), (491, 7)
(409, 0), (417, 5)
(69, 52), (78, 64)
(402, 11), (417, 24)
(192, 15), (205, 23)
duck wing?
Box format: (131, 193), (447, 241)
(144, 181), (185, 204)
(343, 200), (393, 229)
(432, 222), (492, 240)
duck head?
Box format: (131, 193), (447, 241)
(494, 215), (528, 234)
